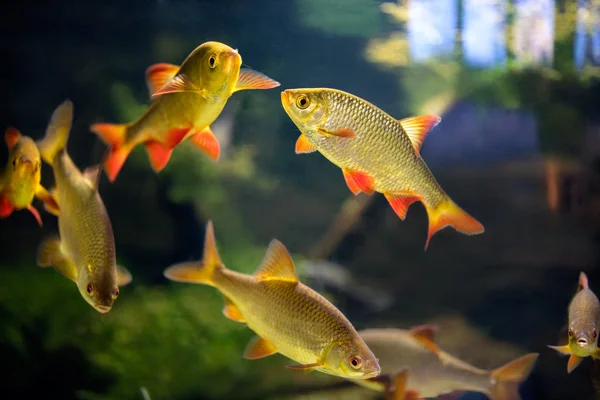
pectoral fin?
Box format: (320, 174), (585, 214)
(0, 195), (14, 218)
(36, 185), (60, 216)
(233, 68), (280, 92)
(285, 361), (323, 372)
(116, 265), (133, 286)
(223, 297), (245, 323)
(548, 344), (572, 355)
(27, 205), (43, 227)
(317, 127), (357, 139)
(145, 63), (180, 97)
(243, 336), (278, 359)
(189, 126), (220, 161)
(37, 235), (78, 282)
(152, 74), (205, 97)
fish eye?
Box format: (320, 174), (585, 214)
(568, 328), (574, 338)
(12, 159), (16, 168)
(296, 95), (310, 109)
(86, 283), (94, 295)
(113, 288), (119, 299)
(593, 329), (597, 339)
(348, 355), (362, 370)
(208, 54), (217, 69)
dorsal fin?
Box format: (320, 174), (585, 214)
(398, 115), (441, 154)
(5, 127), (21, 150)
(408, 324), (440, 354)
(254, 239), (298, 283)
(83, 165), (102, 191)
(578, 272), (589, 292)
(145, 63), (180, 98)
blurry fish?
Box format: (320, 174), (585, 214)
(209, 98), (240, 159)
(384, 369), (420, 400)
(280, 88), (484, 249)
(0, 127), (53, 226)
(91, 41), (280, 182)
(36, 100), (132, 313)
(140, 387), (151, 400)
(163, 221), (380, 380)
(353, 326), (539, 400)
(301, 259), (393, 313)
(549, 272), (600, 373)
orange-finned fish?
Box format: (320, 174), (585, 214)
(36, 100), (132, 313)
(163, 221), (380, 380)
(549, 272), (600, 373)
(0, 127), (53, 226)
(280, 88), (484, 249)
(354, 326), (539, 400)
(91, 41), (280, 182)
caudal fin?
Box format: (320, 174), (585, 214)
(163, 220), (223, 286)
(90, 123), (130, 182)
(37, 100), (73, 166)
(424, 197), (484, 250)
(489, 353), (539, 400)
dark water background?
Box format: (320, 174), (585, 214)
(1, 0), (600, 399)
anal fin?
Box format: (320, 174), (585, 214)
(385, 193), (422, 220)
(223, 297), (245, 322)
(243, 336), (278, 359)
(144, 141), (173, 173)
(189, 126), (220, 161)
(37, 235), (78, 282)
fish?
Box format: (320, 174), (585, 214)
(0, 127), (54, 226)
(35, 99), (132, 313)
(280, 88), (484, 249)
(163, 220), (380, 380)
(352, 326), (539, 400)
(549, 271), (600, 373)
(91, 41), (280, 182)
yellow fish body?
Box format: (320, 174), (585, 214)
(549, 272), (600, 373)
(36, 100), (132, 313)
(355, 326), (539, 400)
(0, 127), (51, 226)
(281, 88), (484, 249)
(91, 41), (280, 182)
(163, 221), (380, 380)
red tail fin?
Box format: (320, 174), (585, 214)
(489, 353), (539, 400)
(90, 123), (130, 182)
(423, 197), (484, 250)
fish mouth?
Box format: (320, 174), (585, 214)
(19, 156), (33, 164)
(95, 304), (112, 313)
(362, 369), (381, 379)
(577, 337), (589, 347)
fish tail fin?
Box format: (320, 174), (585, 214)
(489, 353), (539, 400)
(163, 220), (223, 287)
(424, 197), (484, 250)
(90, 123), (131, 182)
(37, 100), (73, 166)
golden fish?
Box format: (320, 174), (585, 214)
(281, 88), (484, 249)
(0, 127), (53, 226)
(549, 272), (600, 373)
(91, 41), (280, 182)
(36, 100), (132, 313)
(163, 221), (380, 379)
(355, 326), (538, 400)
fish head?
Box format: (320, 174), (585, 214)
(8, 136), (42, 181)
(191, 41), (241, 96)
(322, 338), (381, 379)
(280, 89), (329, 131)
(78, 266), (120, 314)
(568, 320), (598, 357)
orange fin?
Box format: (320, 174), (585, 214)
(0, 195), (14, 218)
(342, 169), (375, 195)
(152, 73), (204, 97)
(223, 297), (245, 323)
(286, 361), (323, 372)
(144, 141), (173, 173)
(490, 353), (539, 399)
(145, 63), (180, 97)
(398, 115), (441, 154)
(295, 134), (317, 154)
(189, 126), (220, 161)
(91, 123), (127, 148)
(409, 324), (440, 354)
(233, 68), (280, 92)
(254, 240), (299, 283)
(27, 205), (43, 227)
(385, 370), (421, 400)
(548, 344), (571, 355)
(317, 127), (357, 139)
(385, 193), (422, 220)
(36, 185), (59, 216)
(243, 336), (278, 360)
(578, 272), (589, 292)
(567, 354), (583, 373)
(164, 127), (191, 149)
(423, 198), (484, 250)
(5, 127), (22, 150)
(105, 146), (132, 182)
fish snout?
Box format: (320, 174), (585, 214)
(223, 49), (239, 59)
(280, 90), (290, 106)
(19, 155), (33, 165)
(95, 304), (112, 314)
(362, 357), (381, 379)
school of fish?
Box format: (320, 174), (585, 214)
(5, 38), (590, 399)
